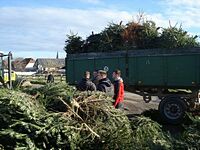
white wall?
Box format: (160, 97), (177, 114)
(25, 62), (35, 69)
(15, 72), (36, 76)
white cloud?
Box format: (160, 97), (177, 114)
(164, 0), (200, 7)
(79, 0), (103, 4)
(161, 0), (200, 29)
(0, 7), (134, 54)
(0, 5), (199, 58)
(146, 13), (169, 27)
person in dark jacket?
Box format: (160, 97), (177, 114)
(77, 71), (96, 91)
(97, 70), (112, 93)
(92, 69), (100, 86)
(47, 72), (54, 83)
(112, 69), (124, 109)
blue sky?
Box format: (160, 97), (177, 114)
(0, 0), (199, 59)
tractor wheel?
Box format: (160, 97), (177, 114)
(159, 96), (187, 124)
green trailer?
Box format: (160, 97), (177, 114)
(66, 48), (200, 124)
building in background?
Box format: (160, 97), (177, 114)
(12, 58), (35, 72)
(33, 58), (65, 73)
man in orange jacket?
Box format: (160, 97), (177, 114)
(112, 69), (124, 109)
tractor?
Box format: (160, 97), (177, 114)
(0, 52), (17, 88)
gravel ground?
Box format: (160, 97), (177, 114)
(123, 91), (160, 114)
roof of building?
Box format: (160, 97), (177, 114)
(35, 58), (65, 68)
(12, 58), (35, 71)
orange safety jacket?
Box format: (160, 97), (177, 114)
(113, 78), (124, 107)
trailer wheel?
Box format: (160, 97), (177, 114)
(158, 96), (187, 124)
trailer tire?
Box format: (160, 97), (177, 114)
(158, 96), (187, 124)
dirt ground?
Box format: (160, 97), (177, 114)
(123, 91), (160, 114)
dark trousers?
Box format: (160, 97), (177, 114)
(116, 102), (124, 109)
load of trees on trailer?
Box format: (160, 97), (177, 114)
(64, 15), (199, 54)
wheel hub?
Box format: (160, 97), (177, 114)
(164, 103), (182, 120)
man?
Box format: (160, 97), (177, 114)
(77, 71), (96, 91)
(112, 69), (124, 109)
(92, 69), (100, 86)
(97, 70), (112, 93)
(47, 72), (54, 83)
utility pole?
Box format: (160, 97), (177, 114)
(56, 51), (59, 59)
(8, 52), (12, 89)
(0, 52), (4, 86)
